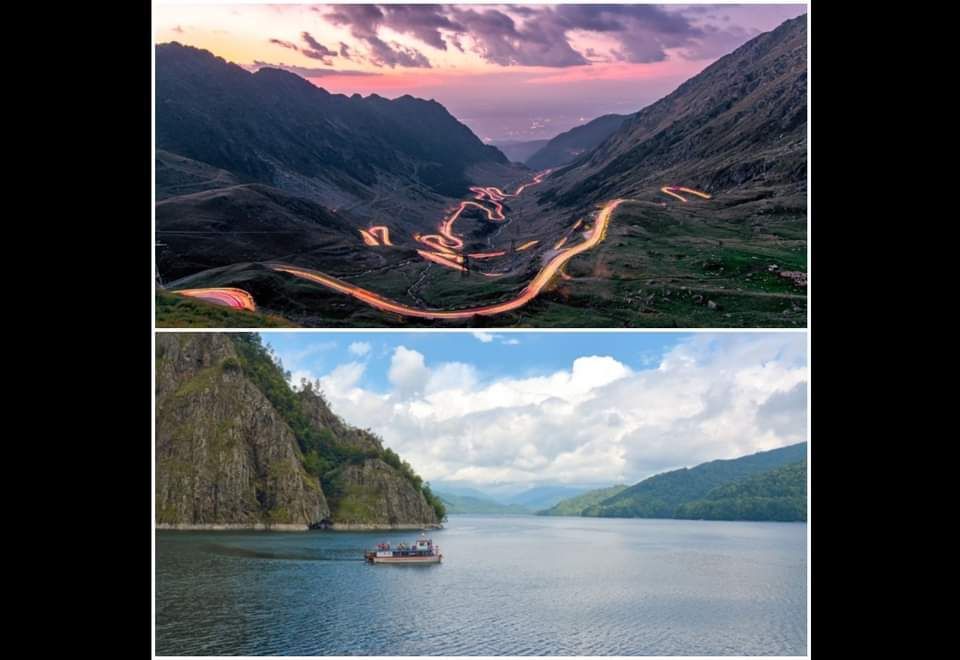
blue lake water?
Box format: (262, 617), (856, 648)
(155, 515), (807, 655)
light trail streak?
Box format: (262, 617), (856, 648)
(175, 287), (257, 311)
(554, 236), (568, 250)
(413, 169), (554, 272)
(467, 251), (506, 259)
(417, 250), (466, 271)
(516, 240), (539, 252)
(359, 229), (379, 246)
(359, 225), (393, 246)
(660, 186), (712, 203)
(268, 197), (628, 320)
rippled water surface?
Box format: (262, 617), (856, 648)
(156, 515), (806, 656)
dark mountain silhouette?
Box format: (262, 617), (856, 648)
(156, 42), (507, 200)
(525, 114), (627, 170)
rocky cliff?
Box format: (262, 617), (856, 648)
(156, 333), (442, 530)
(156, 334), (328, 528)
(328, 459), (440, 528)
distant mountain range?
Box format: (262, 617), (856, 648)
(537, 485), (629, 516)
(525, 115), (628, 170)
(437, 493), (532, 515)
(491, 115), (628, 171)
(440, 441), (807, 523)
(492, 139), (550, 164)
(434, 484), (591, 514)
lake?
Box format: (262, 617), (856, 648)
(155, 515), (807, 655)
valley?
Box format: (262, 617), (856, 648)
(155, 15), (807, 329)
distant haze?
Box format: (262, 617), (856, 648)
(156, 3), (807, 141)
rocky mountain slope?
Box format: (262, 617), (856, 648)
(542, 14), (806, 208)
(156, 42), (507, 203)
(525, 114), (627, 170)
(156, 333), (444, 529)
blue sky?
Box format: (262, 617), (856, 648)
(260, 331), (808, 490)
(266, 331), (686, 392)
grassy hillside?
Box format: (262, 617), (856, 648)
(583, 443), (806, 518)
(537, 485), (628, 516)
(676, 460), (806, 521)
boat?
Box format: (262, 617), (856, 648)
(365, 533), (442, 564)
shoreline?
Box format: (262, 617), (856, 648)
(156, 522), (444, 532)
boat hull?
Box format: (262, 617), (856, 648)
(369, 554), (442, 564)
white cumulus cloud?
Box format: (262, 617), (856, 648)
(348, 341), (371, 357)
(283, 334), (807, 489)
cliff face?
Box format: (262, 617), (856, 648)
(156, 333), (441, 529)
(156, 334), (328, 528)
(330, 459), (439, 528)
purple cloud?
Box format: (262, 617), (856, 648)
(321, 4), (432, 68)
(449, 6), (588, 67)
(310, 4), (793, 69)
(269, 38), (298, 50)
(300, 31), (338, 64)
(381, 5), (464, 51)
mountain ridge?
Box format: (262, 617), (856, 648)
(156, 42), (508, 204)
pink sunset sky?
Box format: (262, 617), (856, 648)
(155, 2), (807, 142)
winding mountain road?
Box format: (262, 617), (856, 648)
(266, 197), (626, 320)
(171, 180), (713, 320)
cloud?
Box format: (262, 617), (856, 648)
(269, 38), (298, 50)
(321, 4), (432, 68)
(348, 341), (371, 357)
(250, 61), (381, 78)
(380, 4), (464, 51)
(320, 361), (367, 393)
(301, 31), (339, 64)
(310, 4), (714, 69)
(471, 331), (520, 345)
(308, 4), (778, 70)
(289, 334), (806, 489)
(449, 6), (589, 67)
(388, 346), (430, 396)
